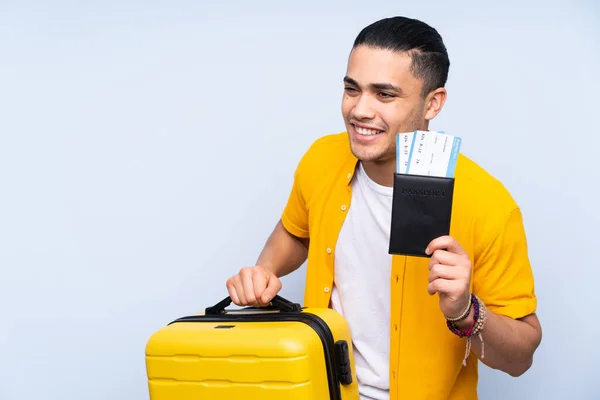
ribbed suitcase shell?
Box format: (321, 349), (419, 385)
(145, 298), (360, 400)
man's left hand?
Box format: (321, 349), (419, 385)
(426, 236), (472, 320)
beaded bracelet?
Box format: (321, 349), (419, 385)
(446, 294), (473, 322)
(446, 293), (487, 366)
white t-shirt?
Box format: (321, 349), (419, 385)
(330, 162), (393, 400)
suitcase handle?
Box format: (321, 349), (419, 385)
(205, 294), (302, 315)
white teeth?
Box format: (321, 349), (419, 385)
(355, 126), (382, 136)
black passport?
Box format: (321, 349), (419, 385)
(388, 173), (455, 257)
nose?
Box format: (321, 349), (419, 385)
(352, 94), (376, 120)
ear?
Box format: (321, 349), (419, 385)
(424, 88), (447, 121)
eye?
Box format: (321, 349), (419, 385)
(378, 92), (394, 98)
(344, 86), (358, 93)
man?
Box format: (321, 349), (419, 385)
(225, 16), (542, 400)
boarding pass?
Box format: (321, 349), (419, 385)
(396, 130), (461, 178)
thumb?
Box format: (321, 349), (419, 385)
(261, 273), (281, 304)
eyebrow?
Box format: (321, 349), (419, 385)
(343, 76), (404, 95)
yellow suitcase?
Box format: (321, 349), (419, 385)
(145, 295), (360, 399)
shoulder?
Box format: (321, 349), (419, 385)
(300, 132), (353, 165)
(453, 153), (526, 253)
(454, 153), (519, 212)
(290, 132), (355, 202)
(295, 132), (355, 178)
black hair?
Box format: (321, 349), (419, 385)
(352, 16), (450, 97)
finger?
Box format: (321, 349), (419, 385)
(428, 264), (456, 283)
(240, 268), (258, 306)
(261, 273), (282, 304)
(427, 278), (451, 295)
(430, 249), (450, 267)
(428, 279), (462, 296)
(226, 277), (241, 305)
(252, 268), (268, 306)
(426, 235), (468, 256)
(232, 275), (248, 305)
(429, 249), (464, 268)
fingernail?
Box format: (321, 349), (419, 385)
(425, 247), (430, 255)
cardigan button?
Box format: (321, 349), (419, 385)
(324, 287), (330, 293)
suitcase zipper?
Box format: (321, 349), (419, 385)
(170, 311), (345, 400)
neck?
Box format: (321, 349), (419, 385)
(361, 159), (396, 187)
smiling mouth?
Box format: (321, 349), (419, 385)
(354, 125), (384, 136)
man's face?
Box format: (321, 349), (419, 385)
(341, 45), (429, 164)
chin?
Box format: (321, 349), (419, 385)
(349, 142), (387, 163)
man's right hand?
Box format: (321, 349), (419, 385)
(226, 266), (282, 307)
